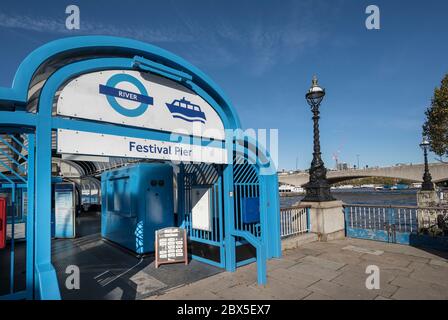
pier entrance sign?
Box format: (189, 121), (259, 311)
(56, 69), (228, 163)
(0, 36), (281, 300)
(56, 70), (226, 140)
(57, 129), (228, 164)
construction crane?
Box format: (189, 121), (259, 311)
(332, 150), (341, 170)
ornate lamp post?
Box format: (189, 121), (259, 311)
(302, 76), (335, 202)
(420, 137), (434, 191)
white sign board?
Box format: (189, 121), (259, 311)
(57, 70), (225, 140)
(54, 183), (76, 238)
(191, 187), (212, 232)
(7, 223), (25, 240)
(57, 129), (228, 164)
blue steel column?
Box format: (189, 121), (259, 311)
(265, 174), (281, 258)
(26, 134), (35, 299)
(178, 163), (185, 228)
(223, 164), (236, 272)
(223, 134), (236, 272)
(34, 83), (61, 300)
(258, 175), (268, 285)
(217, 173), (225, 266)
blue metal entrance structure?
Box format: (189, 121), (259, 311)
(0, 36), (280, 299)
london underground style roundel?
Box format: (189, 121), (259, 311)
(99, 73), (154, 117)
(56, 70), (225, 140)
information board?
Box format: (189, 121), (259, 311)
(155, 227), (187, 268)
(54, 183), (76, 238)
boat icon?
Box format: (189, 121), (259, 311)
(165, 98), (207, 124)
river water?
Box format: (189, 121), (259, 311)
(280, 189), (418, 208)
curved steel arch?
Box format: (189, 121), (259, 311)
(0, 36), (240, 129)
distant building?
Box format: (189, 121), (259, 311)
(337, 162), (349, 171)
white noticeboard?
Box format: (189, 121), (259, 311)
(56, 70), (225, 141)
(56, 129), (228, 164)
(191, 187), (212, 232)
(54, 183), (76, 238)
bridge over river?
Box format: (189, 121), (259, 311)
(278, 163), (448, 186)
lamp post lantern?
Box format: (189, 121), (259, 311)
(302, 76), (335, 202)
(420, 137), (434, 191)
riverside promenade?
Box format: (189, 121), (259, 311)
(147, 238), (448, 300)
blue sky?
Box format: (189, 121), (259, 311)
(0, 0), (447, 170)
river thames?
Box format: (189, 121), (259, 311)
(280, 189), (419, 208)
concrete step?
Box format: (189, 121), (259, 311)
(281, 232), (318, 251)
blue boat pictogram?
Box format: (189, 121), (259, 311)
(165, 98), (207, 123)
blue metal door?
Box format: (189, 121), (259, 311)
(344, 205), (418, 245)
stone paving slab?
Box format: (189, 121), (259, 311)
(287, 262), (342, 281)
(375, 295), (392, 300)
(247, 278), (312, 300)
(317, 251), (363, 265)
(429, 259), (448, 268)
(300, 255), (346, 270)
(340, 264), (399, 284)
(391, 287), (447, 300)
(358, 251), (413, 268)
(213, 284), (274, 300)
(268, 268), (321, 288)
(145, 238), (448, 300)
(266, 258), (300, 271)
(410, 267), (448, 287)
(342, 245), (383, 255)
(332, 268), (399, 298)
(343, 260), (414, 278)
(304, 292), (333, 300)
(306, 279), (378, 300)
(390, 275), (448, 299)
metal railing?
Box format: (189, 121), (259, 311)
(344, 204), (418, 233)
(280, 205), (310, 238)
(344, 204), (448, 236)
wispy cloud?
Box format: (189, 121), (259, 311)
(169, 1), (326, 76)
(0, 1), (335, 76)
(0, 12), (194, 43)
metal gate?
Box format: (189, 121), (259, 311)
(179, 163), (225, 268)
(344, 204), (418, 244)
(0, 133), (35, 300)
